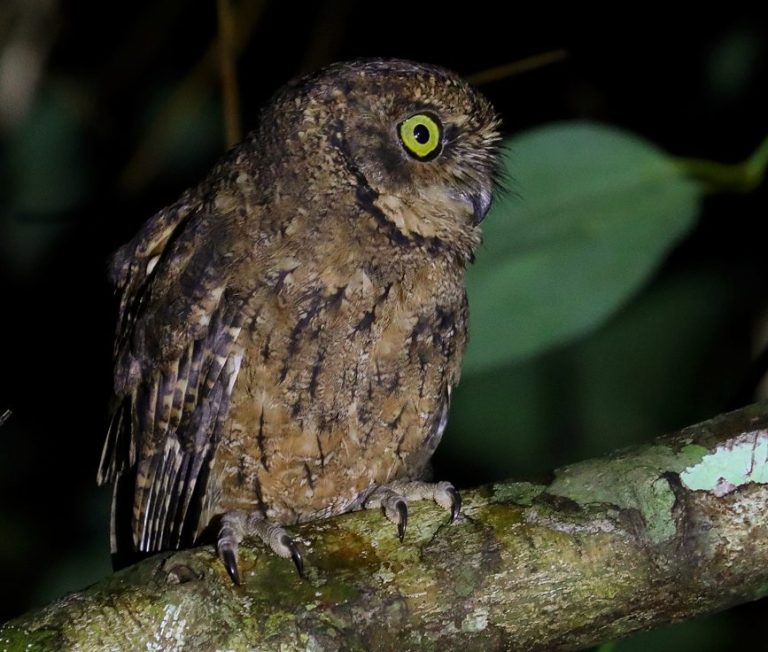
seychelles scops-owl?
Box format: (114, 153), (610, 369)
(98, 58), (501, 584)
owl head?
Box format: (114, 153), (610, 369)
(258, 59), (502, 260)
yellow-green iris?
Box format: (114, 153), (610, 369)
(398, 113), (442, 160)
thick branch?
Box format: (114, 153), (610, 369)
(4, 405), (768, 650)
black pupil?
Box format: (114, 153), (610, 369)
(412, 123), (430, 144)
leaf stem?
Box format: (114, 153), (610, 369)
(675, 134), (768, 194)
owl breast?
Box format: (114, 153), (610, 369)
(205, 252), (467, 526)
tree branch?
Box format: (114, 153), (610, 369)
(3, 404), (768, 650)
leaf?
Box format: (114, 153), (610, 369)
(6, 88), (87, 215)
(442, 268), (741, 481)
(1, 88), (88, 273)
(463, 121), (701, 374)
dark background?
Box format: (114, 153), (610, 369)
(1, 3), (766, 649)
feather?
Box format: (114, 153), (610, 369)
(98, 194), (254, 554)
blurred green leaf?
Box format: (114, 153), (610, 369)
(30, 491), (112, 610)
(1, 86), (88, 273)
(120, 87), (222, 192)
(707, 26), (762, 101)
(463, 122), (701, 374)
(446, 268), (741, 479)
(6, 86), (87, 214)
(613, 612), (732, 652)
(570, 270), (740, 458)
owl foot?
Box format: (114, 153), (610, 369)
(363, 480), (461, 541)
(217, 510), (304, 585)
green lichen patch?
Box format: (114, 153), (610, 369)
(306, 525), (380, 575)
(643, 476), (677, 544)
(453, 565), (480, 598)
(244, 552), (327, 607)
(680, 444), (710, 462)
(545, 442), (710, 545)
(680, 430), (768, 496)
(753, 582), (768, 600)
(491, 481), (547, 507)
(461, 606), (489, 632)
(0, 622), (63, 652)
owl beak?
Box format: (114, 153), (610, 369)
(468, 186), (493, 225)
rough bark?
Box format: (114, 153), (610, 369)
(3, 404), (768, 651)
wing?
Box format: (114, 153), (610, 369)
(98, 188), (255, 553)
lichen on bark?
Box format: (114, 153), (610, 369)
(3, 403), (768, 651)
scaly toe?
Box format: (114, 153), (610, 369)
(434, 481), (462, 523)
(264, 524), (305, 578)
(396, 500), (408, 542)
(447, 486), (461, 523)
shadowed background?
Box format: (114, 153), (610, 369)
(1, 3), (766, 650)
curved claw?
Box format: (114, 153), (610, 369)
(448, 486), (462, 523)
(221, 548), (241, 586)
(281, 534), (305, 579)
(396, 500), (408, 542)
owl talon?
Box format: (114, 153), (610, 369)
(364, 480), (461, 536)
(221, 547), (242, 586)
(217, 514), (244, 585)
(217, 511), (302, 583)
(282, 534), (305, 578)
(447, 486), (462, 523)
(432, 481), (462, 523)
(396, 500), (408, 542)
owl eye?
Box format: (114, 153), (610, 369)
(398, 113), (443, 161)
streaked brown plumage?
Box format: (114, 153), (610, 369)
(98, 58), (500, 582)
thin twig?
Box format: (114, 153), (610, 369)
(0, 409), (11, 428)
(466, 49), (569, 86)
(217, 0), (242, 147)
(299, 0), (351, 74)
(119, 0), (264, 192)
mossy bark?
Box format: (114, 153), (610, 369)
(3, 404), (768, 651)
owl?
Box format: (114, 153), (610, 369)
(97, 58), (501, 584)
